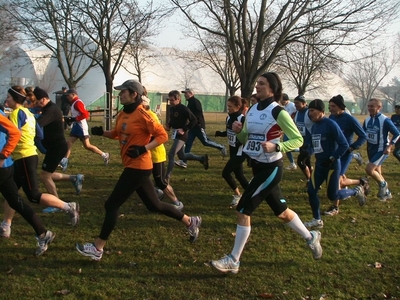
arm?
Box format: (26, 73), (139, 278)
(184, 109), (198, 131)
(276, 110), (303, 153)
(349, 117), (367, 150)
(73, 101), (89, 121)
(332, 123), (349, 159)
(0, 114), (21, 159)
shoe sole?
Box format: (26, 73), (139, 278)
(174, 161), (187, 169)
(75, 243), (102, 261)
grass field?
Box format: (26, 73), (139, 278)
(0, 113), (399, 300)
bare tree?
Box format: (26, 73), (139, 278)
(69, 0), (165, 129)
(275, 23), (342, 96)
(343, 45), (400, 114)
(3, 0), (99, 89)
(170, 0), (400, 98)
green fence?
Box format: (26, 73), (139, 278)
(86, 91), (227, 112)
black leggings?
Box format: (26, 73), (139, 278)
(0, 165), (46, 236)
(236, 162), (287, 216)
(222, 153), (248, 191)
(99, 168), (184, 240)
(14, 155), (42, 203)
(152, 162), (168, 190)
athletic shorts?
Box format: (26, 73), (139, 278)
(42, 142), (68, 173)
(368, 151), (388, 166)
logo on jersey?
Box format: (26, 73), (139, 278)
(260, 113), (267, 120)
(122, 122), (127, 131)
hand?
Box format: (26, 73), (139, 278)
(215, 130), (223, 137)
(91, 126), (104, 136)
(321, 158), (335, 168)
(177, 128), (185, 135)
(260, 141), (276, 153)
(232, 121), (242, 133)
(126, 145), (147, 158)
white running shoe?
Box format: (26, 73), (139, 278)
(304, 218), (324, 229)
(174, 160), (187, 169)
(307, 231), (322, 260)
(211, 254), (240, 274)
(35, 230), (56, 256)
(103, 153), (110, 165)
(285, 163), (297, 170)
(76, 242), (103, 261)
(59, 157), (69, 172)
(230, 195), (241, 206)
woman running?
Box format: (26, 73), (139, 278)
(0, 111), (55, 255)
(76, 80), (201, 261)
(215, 96), (249, 206)
(0, 86), (79, 236)
(211, 72), (322, 274)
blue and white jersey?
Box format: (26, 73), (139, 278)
(311, 117), (348, 162)
(293, 107), (313, 146)
(391, 114), (400, 132)
(329, 112), (366, 150)
(363, 113), (400, 154)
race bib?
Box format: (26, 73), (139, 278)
(366, 129), (378, 144)
(227, 129), (236, 147)
(297, 123), (306, 136)
(171, 129), (178, 139)
(244, 133), (265, 157)
(312, 134), (323, 153)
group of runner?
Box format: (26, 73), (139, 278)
(0, 76), (399, 276)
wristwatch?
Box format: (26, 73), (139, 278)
(275, 144), (281, 152)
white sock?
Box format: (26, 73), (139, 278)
(286, 213), (312, 240)
(63, 203), (71, 212)
(231, 224), (251, 262)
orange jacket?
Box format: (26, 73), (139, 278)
(0, 113), (21, 160)
(110, 105), (168, 170)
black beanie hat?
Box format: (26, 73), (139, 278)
(8, 88), (26, 104)
(308, 99), (325, 112)
(329, 94), (346, 110)
(33, 87), (49, 100)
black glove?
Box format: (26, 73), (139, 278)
(126, 145), (147, 158)
(215, 131), (223, 137)
(64, 116), (76, 125)
(91, 126), (104, 136)
(321, 158), (335, 169)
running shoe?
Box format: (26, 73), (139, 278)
(76, 242), (103, 261)
(379, 190), (392, 202)
(360, 177), (370, 196)
(73, 174), (84, 195)
(201, 154), (209, 170)
(103, 153), (110, 165)
(172, 201), (184, 211)
(230, 194), (241, 207)
(155, 188), (165, 200)
(285, 163), (297, 170)
(35, 230), (55, 256)
(353, 185), (366, 206)
(211, 254), (240, 274)
(304, 218), (324, 229)
(352, 152), (363, 166)
(68, 202), (80, 227)
(307, 230), (322, 260)
(187, 216), (202, 242)
(377, 181), (388, 198)
(220, 146), (227, 157)
(0, 224), (10, 238)
(42, 207), (61, 213)
(59, 157), (69, 172)
(174, 160), (187, 169)
(323, 205), (339, 216)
